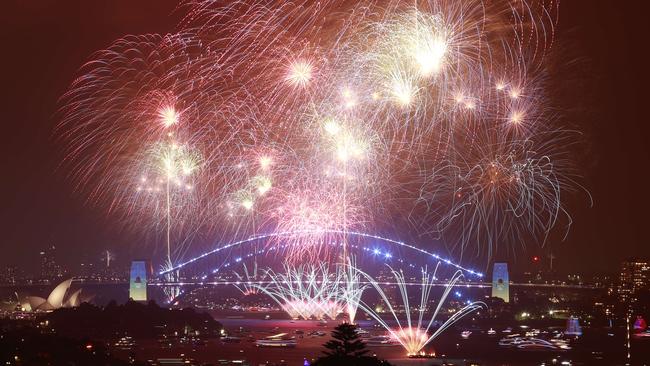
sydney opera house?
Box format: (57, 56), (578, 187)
(18, 278), (86, 311)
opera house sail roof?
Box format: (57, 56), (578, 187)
(19, 278), (85, 311)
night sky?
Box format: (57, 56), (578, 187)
(1, 1), (648, 274)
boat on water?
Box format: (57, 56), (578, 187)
(549, 338), (572, 349)
(498, 336), (526, 347)
(221, 336), (242, 343)
(408, 351), (436, 359)
(516, 338), (558, 351)
(487, 328), (497, 335)
(365, 335), (400, 347)
(499, 336), (567, 351)
(114, 336), (136, 350)
(633, 330), (650, 338)
(255, 333), (297, 347)
(461, 330), (472, 339)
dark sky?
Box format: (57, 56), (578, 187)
(0, 1), (648, 275)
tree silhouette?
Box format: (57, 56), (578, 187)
(323, 323), (368, 357)
(46, 300), (222, 339)
(314, 323), (391, 366)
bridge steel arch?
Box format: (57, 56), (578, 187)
(158, 230), (484, 279)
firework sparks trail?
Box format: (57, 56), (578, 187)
(340, 256), (368, 324)
(245, 258), (365, 322)
(233, 261), (265, 296)
(254, 263), (344, 320)
(58, 0), (582, 265)
(356, 263), (485, 356)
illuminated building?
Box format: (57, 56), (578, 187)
(39, 245), (64, 280)
(491, 263), (509, 303)
(618, 259), (649, 304)
(0, 265), (18, 285)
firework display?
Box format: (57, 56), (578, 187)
(56, 0), (577, 347)
(247, 259), (366, 322)
(254, 264), (345, 320)
(59, 0), (577, 267)
(357, 264), (484, 355)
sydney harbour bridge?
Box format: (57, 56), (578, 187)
(140, 230), (594, 292)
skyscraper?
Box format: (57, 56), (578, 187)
(39, 245), (63, 280)
(0, 265), (18, 285)
(619, 259), (649, 304)
(492, 262), (510, 303)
